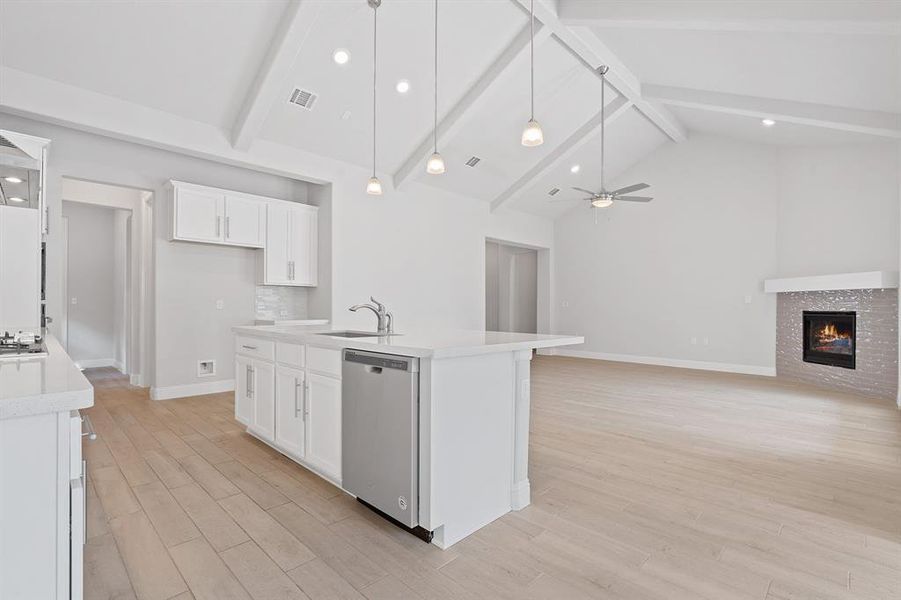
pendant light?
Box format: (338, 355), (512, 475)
(520, 0), (543, 147)
(366, 0), (383, 195)
(426, 0), (446, 174)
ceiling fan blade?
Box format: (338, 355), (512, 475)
(615, 195), (653, 203)
(571, 187), (598, 196)
(610, 183), (650, 195)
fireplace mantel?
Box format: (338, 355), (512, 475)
(764, 271), (899, 294)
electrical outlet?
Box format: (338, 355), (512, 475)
(703, 337), (709, 346)
(744, 295), (752, 304)
(562, 300), (570, 308)
(215, 299), (224, 310)
(691, 336), (698, 345)
(71, 297), (77, 305)
(197, 360), (216, 377)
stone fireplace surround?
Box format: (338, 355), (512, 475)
(776, 288), (898, 400)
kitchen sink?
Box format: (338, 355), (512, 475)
(315, 331), (400, 338)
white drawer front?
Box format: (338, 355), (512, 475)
(306, 346), (342, 378)
(276, 342), (305, 368)
(236, 336), (275, 361)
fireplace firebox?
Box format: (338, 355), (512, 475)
(802, 311), (856, 369)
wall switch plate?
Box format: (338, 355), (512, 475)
(197, 360), (216, 377)
(71, 297), (77, 305)
(744, 295), (752, 304)
(703, 337), (709, 346)
(215, 299), (224, 310)
(691, 336), (698, 345)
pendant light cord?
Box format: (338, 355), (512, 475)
(529, 0), (534, 120)
(372, 3), (378, 178)
(433, 0), (438, 153)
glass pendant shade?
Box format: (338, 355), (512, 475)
(521, 118), (544, 147)
(426, 152), (446, 175)
(366, 176), (383, 195)
(591, 196), (613, 208)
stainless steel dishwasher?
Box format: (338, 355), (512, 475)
(342, 349), (431, 541)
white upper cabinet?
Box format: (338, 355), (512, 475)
(169, 181), (264, 248)
(224, 193), (265, 247)
(260, 200), (318, 287)
(0, 205), (41, 331)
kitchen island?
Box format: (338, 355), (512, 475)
(232, 324), (583, 548)
(0, 335), (94, 599)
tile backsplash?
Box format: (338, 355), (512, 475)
(255, 286), (309, 321)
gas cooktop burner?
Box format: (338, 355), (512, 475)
(0, 331), (47, 358)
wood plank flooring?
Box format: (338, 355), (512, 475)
(81, 359), (901, 600)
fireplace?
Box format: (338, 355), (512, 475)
(803, 311), (856, 369)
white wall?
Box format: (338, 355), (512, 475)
(113, 209), (129, 371)
(776, 142), (900, 277)
(328, 171), (554, 334)
(555, 134), (780, 373)
(3, 114), (555, 395)
(1, 114), (311, 392)
(62, 201), (117, 366)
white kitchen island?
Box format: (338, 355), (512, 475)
(0, 335), (94, 599)
(232, 324), (582, 548)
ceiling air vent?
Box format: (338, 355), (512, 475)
(289, 88), (318, 110)
(465, 156), (481, 167)
(548, 187), (560, 196)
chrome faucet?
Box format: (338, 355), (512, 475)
(349, 296), (393, 334)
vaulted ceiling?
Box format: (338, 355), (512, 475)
(1, 0), (898, 220)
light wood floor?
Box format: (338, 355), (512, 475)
(82, 358), (901, 600)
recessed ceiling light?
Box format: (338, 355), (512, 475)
(3, 176), (22, 183)
(761, 119), (776, 127)
(395, 79), (410, 94)
(570, 164), (580, 174)
(332, 48), (350, 65)
(8, 197), (24, 203)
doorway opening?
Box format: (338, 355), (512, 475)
(61, 178), (151, 384)
(486, 240), (539, 334)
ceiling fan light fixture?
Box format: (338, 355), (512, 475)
(591, 196), (613, 209)
(426, 152), (446, 175)
(366, 176), (383, 195)
(521, 118), (544, 147)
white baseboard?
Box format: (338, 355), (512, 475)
(75, 358), (117, 369)
(113, 360), (125, 374)
(150, 379), (235, 401)
(552, 349), (777, 377)
(129, 374), (143, 387)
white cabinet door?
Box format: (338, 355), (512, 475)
(275, 366), (305, 458)
(263, 202), (291, 285)
(251, 360), (276, 441)
(305, 372), (341, 481)
(173, 186), (223, 243)
(235, 356), (253, 426)
(0, 206), (40, 330)
(225, 195), (265, 248)
(289, 205), (318, 286)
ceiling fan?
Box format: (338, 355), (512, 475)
(558, 65), (653, 209)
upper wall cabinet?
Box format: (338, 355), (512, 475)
(169, 180), (265, 248)
(260, 200), (318, 287)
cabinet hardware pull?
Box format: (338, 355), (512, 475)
(225, 216), (230, 239)
(216, 216), (221, 237)
(242, 345), (258, 350)
(246, 365), (253, 398)
(81, 415), (97, 441)
(303, 379), (310, 417)
(295, 378), (302, 417)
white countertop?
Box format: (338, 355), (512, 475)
(0, 335), (94, 419)
(233, 324), (584, 359)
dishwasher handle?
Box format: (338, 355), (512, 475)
(364, 366), (383, 375)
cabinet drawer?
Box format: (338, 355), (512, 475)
(235, 336), (275, 361)
(69, 411), (83, 479)
(306, 346), (342, 378)
(276, 342), (304, 368)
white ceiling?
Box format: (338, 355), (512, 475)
(0, 0), (898, 220)
(0, 0), (288, 130)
